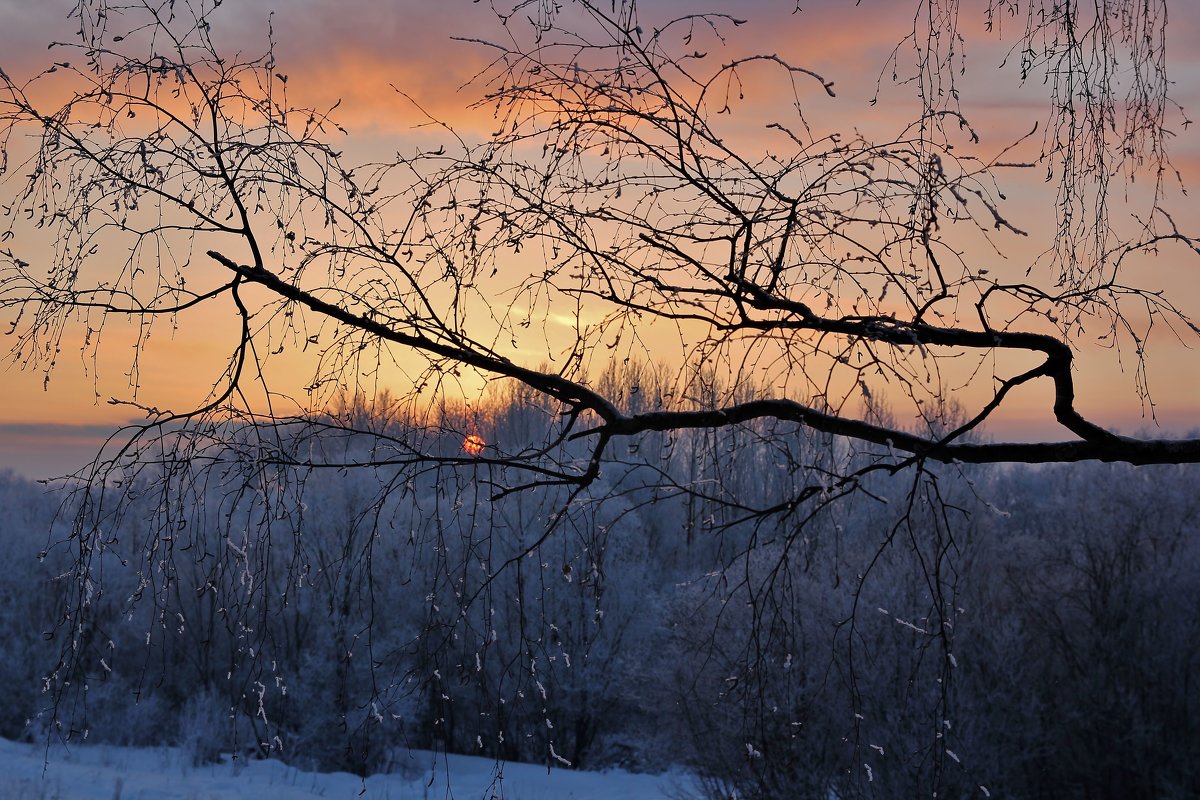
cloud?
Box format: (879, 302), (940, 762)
(0, 421), (126, 440)
(224, 1), (501, 132)
(0, 1), (80, 75)
(0, 422), (124, 480)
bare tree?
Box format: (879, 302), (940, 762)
(1, 0), (1198, 791)
(3, 0), (1197, 478)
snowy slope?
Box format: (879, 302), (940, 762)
(0, 738), (689, 799)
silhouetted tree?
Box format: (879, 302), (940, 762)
(2, 0), (1198, 792)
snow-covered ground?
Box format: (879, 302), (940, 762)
(0, 737), (690, 799)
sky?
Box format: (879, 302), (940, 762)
(1, 0), (1199, 479)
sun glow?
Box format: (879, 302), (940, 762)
(463, 434), (486, 456)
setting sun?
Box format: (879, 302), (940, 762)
(463, 434), (485, 456)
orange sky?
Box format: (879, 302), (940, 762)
(1, 0), (1199, 478)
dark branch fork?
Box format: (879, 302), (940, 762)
(208, 250), (1200, 469)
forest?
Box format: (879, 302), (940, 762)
(1, 373), (1197, 799)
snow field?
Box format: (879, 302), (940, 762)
(0, 737), (687, 799)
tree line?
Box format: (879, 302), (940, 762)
(1, 376), (1196, 799)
